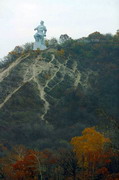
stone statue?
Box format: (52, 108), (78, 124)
(33, 21), (47, 50)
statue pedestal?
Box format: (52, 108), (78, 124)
(33, 42), (47, 50)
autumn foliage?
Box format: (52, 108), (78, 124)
(0, 127), (118, 180)
(0, 146), (57, 180)
(70, 127), (116, 180)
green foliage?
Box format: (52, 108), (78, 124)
(47, 38), (58, 48)
(0, 31), (119, 153)
(59, 34), (72, 44)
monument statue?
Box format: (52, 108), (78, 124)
(33, 21), (47, 50)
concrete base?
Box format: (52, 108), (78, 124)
(33, 42), (47, 50)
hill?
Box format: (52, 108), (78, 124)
(0, 32), (119, 149)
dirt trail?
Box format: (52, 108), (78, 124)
(0, 54), (30, 82)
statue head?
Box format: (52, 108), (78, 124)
(40, 21), (44, 25)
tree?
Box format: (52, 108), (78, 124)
(56, 49), (65, 57)
(13, 46), (24, 54)
(58, 148), (79, 180)
(0, 145), (28, 180)
(71, 127), (112, 179)
(48, 38), (58, 48)
(0, 146), (58, 180)
(59, 34), (71, 44)
(113, 29), (119, 42)
(8, 149), (48, 180)
(23, 42), (33, 51)
(88, 32), (104, 42)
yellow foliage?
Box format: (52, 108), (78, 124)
(57, 49), (65, 56)
(71, 127), (111, 170)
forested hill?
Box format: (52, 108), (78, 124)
(0, 31), (119, 150)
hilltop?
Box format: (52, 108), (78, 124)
(0, 32), (119, 149)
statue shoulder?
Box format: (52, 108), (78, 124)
(44, 26), (47, 30)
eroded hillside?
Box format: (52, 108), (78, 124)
(0, 35), (119, 149)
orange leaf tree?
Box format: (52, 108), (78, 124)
(71, 127), (111, 179)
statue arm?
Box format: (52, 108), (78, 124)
(44, 26), (47, 32)
(43, 26), (47, 36)
(34, 26), (38, 31)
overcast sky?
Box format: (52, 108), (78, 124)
(0, 0), (119, 59)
